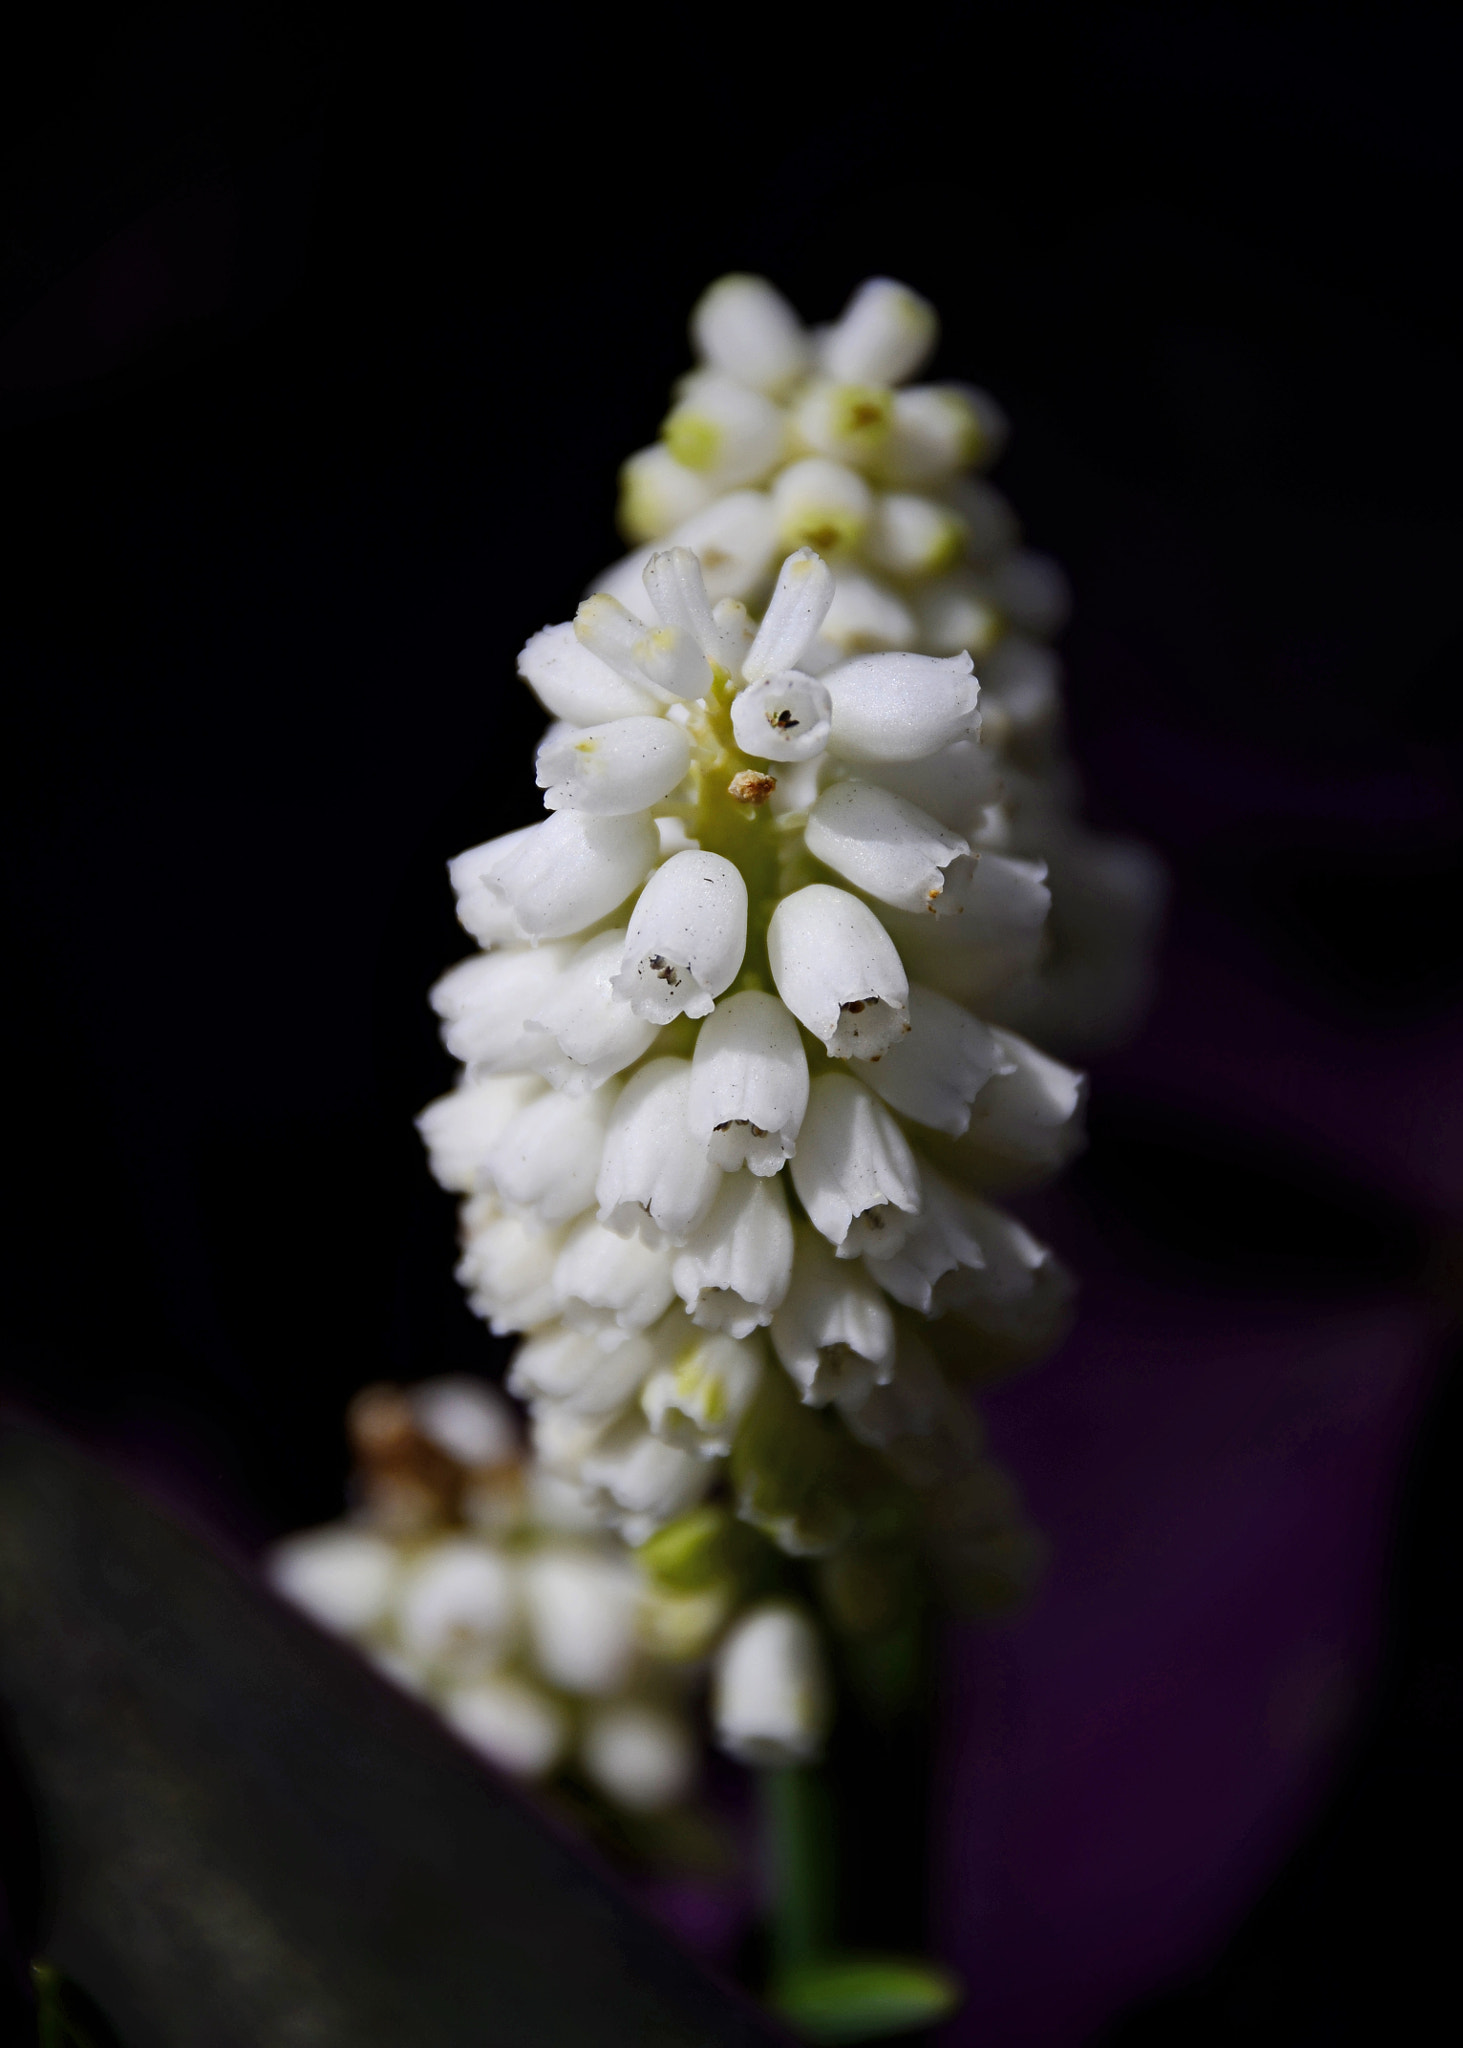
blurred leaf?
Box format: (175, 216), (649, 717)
(0, 1427), (780, 2048)
(772, 1954), (962, 2041)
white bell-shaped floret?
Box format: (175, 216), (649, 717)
(767, 884), (909, 1059)
(805, 779), (977, 917)
(712, 1602), (830, 1766)
(817, 571), (917, 656)
(397, 1539), (518, 1676)
(580, 1701), (697, 1812)
(553, 1216), (677, 1342)
(791, 378), (895, 468)
(691, 274), (810, 395)
(730, 670), (833, 764)
(883, 853), (1050, 1005)
(772, 457), (872, 556)
(416, 1074), (543, 1192)
(790, 1073), (922, 1260)
(612, 850), (748, 1023)
(863, 1167), (986, 1314)
(834, 1327), (985, 1489)
(451, 811), (658, 943)
(430, 945), (571, 1069)
(865, 493), (966, 579)
(771, 1226), (896, 1406)
(821, 277), (938, 386)
(408, 1377), (519, 1468)
(520, 927), (659, 1094)
(957, 1027), (1087, 1175)
(483, 1081), (617, 1224)
(873, 384), (993, 486)
(518, 620), (660, 723)
(661, 371), (786, 488)
(823, 650), (980, 764)
(641, 1327), (765, 1458)
(863, 737), (1002, 836)
(641, 546), (747, 674)
(520, 1546), (641, 1695)
(447, 826), (537, 945)
(267, 1527), (398, 1637)
(443, 1676), (567, 1780)
(535, 716), (690, 816)
(852, 983), (1006, 1136)
(618, 443), (715, 543)
(455, 1195), (567, 1333)
(672, 1170), (794, 1337)
(742, 548), (837, 684)
(595, 1058), (723, 1246)
(508, 1324), (662, 1418)
(933, 1196), (1054, 1319)
(687, 990), (809, 1175)
(578, 1417), (715, 1543)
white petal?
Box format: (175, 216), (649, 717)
(770, 1226), (895, 1406)
(805, 779), (973, 917)
(767, 884), (909, 1058)
(612, 850), (748, 1023)
(618, 444), (714, 544)
(711, 1602), (829, 1765)
(535, 716), (689, 816)
(578, 1417), (715, 1543)
(484, 1081), (617, 1223)
(743, 548), (837, 683)
(266, 1527), (398, 1637)
(430, 945), (572, 1069)
(672, 1171), (794, 1336)
(771, 457), (871, 556)
(688, 990), (809, 1174)
(443, 1676), (567, 1779)
(516, 928), (655, 1094)
(691, 274), (810, 395)
(641, 1327), (764, 1459)
(661, 371), (786, 488)
(864, 492), (966, 578)
(852, 983), (1007, 1136)
(397, 1540), (518, 1674)
(881, 853), (1050, 1005)
(416, 1074), (544, 1191)
(821, 278), (938, 386)
(508, 1324), (662, 1417)
(789, 1073), (922, 1258)
(553, 1216), (677, 1341)
(518, 620), (660, 723)
(955, 1027), (1087, 1175)
(455, 1194), (568, 1333)
(521, 1546), (641, 1695)
(451, 811), (657, 943)
(580, 1701), (697, 1812)
(730, 670), (832, 763)
(596, 1058), (723, 1246)
(863, 1167), (985, 1314)
(861, 736), (1002, 835)
(823, 650), (980, 763)
(641, 546), (746, 672)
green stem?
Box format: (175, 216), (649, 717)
(760, 1764), (836, 1980)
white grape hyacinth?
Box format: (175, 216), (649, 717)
(412, 275), (1162, 1771)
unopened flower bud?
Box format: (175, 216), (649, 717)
(443, 1676), (568, 1779)
(691, 273), (810, 396)
(661, 371), (786, 487)
(864, 492), (966, 579)
(520, 1545), (642, 1696)
(822, 277), (938, 387)
(742, 545), (837, 683)
(580, 1701), (698, 1812)
(772, 457), (872, 556)
(518, 619), (660, 724)
(267, 1527), (398, 1637)
(824, 650), (980, 764)
(619, 443), (713, 542)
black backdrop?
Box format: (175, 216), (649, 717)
(2, 5), (1460, 2041)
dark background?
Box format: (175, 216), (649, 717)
(1, 3), (1459, 2041)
